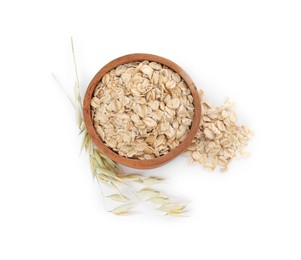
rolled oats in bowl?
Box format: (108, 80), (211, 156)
(90, 60), (195, 160)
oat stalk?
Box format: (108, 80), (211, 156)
(53, 38), (188, 216)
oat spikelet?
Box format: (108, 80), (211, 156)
(107, 194), (129, 202)
(111, 204), (135, 215)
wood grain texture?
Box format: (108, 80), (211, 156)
(83, 53), (201, 169)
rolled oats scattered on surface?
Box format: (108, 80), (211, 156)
(186, 90), (254, 172)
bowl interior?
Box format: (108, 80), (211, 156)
(83, 53), (201, 169)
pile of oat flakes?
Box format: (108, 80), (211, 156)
(186, 90), (254, 172)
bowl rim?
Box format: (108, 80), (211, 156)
(83, 53), (201, 169)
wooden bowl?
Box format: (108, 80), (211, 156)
(83, 53), (201, 169)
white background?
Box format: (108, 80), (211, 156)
(0, 0), (300, 259)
